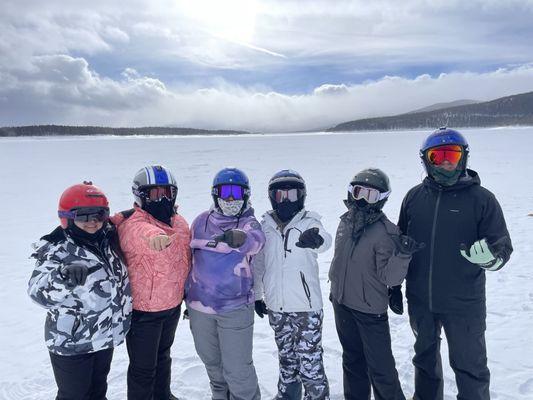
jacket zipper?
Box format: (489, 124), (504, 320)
(429, 190), (442, 312)
(362, 280), (371, 307)
(300, 271), (312, 309)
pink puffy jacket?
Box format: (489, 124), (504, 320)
(113, 208), (191, 312)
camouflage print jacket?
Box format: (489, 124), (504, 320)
(28, 226), (132, 356)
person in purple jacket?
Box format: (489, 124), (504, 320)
(186, 167), (265, 400)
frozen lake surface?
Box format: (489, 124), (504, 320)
(1, 127), (532, 399)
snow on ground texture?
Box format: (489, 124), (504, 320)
(0, 127), (531, 399)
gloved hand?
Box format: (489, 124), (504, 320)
(146, 234), (176, 251)
(183, 309), (190, 320)
(120, 208), (135, 219)
(460, 238), (503, 271)
(254, 300), (268, 318)
(392, 234), (425, 255)
(388, 285), (403, 315)
(295, 227), (324, 249)
(60, 264), (89, 287)
(215, 229), (247, 248)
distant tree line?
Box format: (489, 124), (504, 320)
(0, 125), (250, 137)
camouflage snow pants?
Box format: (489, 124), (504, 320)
(268, 310), (329, 400)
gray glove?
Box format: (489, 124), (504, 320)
(215, 229), (247, 248)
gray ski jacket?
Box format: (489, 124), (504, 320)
(28, 226), (132, 355)
(329, 211), (411, 314)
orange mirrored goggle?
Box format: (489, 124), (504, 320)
(426, 145), (463, 166)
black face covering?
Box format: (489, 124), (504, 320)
(274, 201), (302, 222)
(143, 197), (174, 226)
(428, 165), (463, 186)
(67, 220), (107, 245)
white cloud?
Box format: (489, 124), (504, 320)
(2, 1), (533, 130)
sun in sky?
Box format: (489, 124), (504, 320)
(178, 0), (259, 44)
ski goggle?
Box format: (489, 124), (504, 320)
(138, 185), (177, 202)
(269, 188), (303, 203)
(348, 184), (390, 204)
(58, 207), (110, 222)
(213, 184), (247, 200)
(426, 145), (463, 166)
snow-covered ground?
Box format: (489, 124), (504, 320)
(1, 127), (532, 399)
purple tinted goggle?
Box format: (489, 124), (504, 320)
(213, 184), (248, 200)
(58, 207), (110, 222)
(348, 184), (390, 204)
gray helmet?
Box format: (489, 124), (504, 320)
(350, 168), (391, 193)
(348, 168), (391, 211)
(132, 165), (178, 207)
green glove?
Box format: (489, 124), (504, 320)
(460, 238), (503, 271)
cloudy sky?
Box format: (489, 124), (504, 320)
(1, 0), (533, 132)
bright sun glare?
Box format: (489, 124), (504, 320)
(179, 0), (258, 44)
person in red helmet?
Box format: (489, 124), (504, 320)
(28, 181), (132, 400)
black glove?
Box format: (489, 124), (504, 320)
(295, 227), (324, 249)
(254, 300), (268, 318)
(120, 208), (135, 219)
(60, 264), (89, 287)
(392, 234), (425, 255)
(183, 309), (190, 320)
(388, 285), (403, 315)
(215, 229), (247, 248)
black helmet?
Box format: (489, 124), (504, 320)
(348, 168), (391, 211)
(268, 169), (306, 222)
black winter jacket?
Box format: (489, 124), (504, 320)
(398, 170), (512, 316)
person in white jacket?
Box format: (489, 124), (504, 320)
(253, 169), (332, 400)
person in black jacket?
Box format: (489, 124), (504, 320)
(396, 128), (513, 400)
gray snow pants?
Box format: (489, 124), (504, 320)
(189, 304), (261, 400)
(268, 310), (329, 400)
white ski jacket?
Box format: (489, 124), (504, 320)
(253, 209), (332, 313)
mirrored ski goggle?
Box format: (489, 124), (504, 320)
(426, 145), (463, 166)
(58, 207), (110, 222)
(269, 188), (304, 203)
(138, 185), (177, 202)
(212, 184), (248, 200)
(348, 184), (390, 204)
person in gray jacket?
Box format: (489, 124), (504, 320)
(254, 170), (332, 400)
(329, 169), (423, 400)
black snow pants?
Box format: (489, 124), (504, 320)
(408, 302), (490, 400)
(333, 300), (405, 400)
(126, 305), (181, 400)
(49, 348), (114, 400)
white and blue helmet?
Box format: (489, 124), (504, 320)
(132, 165), (178, 207)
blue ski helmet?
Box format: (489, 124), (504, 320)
(211, 167), (251, 212)
(420, 127), (469, 153)
(420, 127), (469, 186)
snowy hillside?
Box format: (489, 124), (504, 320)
(1, 127), (532, 399)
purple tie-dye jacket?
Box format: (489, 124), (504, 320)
(185, 207), (265, 314)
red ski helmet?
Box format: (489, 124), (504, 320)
(58, 181), (109, 228)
